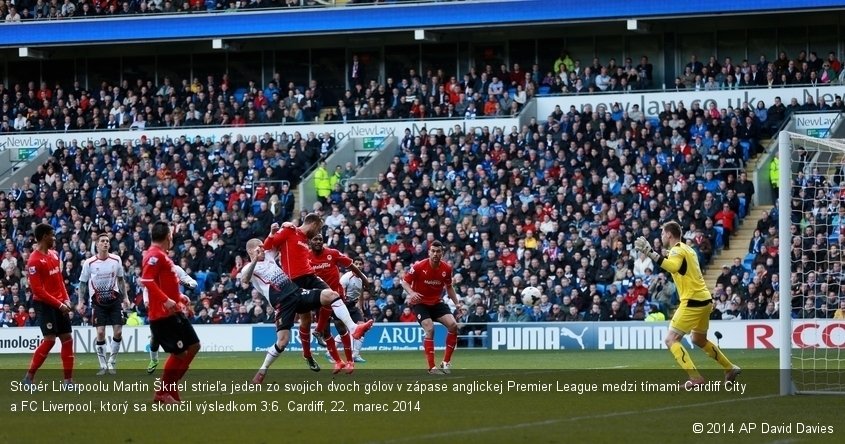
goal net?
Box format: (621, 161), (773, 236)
(779, 131), (845, 395)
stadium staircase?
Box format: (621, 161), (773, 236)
(292, 188), (302, 219)
(702, 152), (773, 289)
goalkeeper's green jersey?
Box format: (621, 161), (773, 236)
(656, 242), (711, 303)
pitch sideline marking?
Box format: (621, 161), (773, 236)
(375, 394), (780, 444)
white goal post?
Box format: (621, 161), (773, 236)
(778, 131), (845, 396)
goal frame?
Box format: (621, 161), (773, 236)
(778, 130), (845, 396)
(778, 130), (791, 396)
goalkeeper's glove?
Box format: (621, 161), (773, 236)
(635, 236), (661, 263)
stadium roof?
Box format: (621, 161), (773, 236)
(0, 0), (842, 48)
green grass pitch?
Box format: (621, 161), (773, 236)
(0, 349), (841, 444)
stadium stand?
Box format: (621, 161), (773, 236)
(0, 0), (432, 22)
(0, 45), (844, 331)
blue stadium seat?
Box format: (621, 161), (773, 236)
(234, 87), (247, 103)
(740, 141), (751, 162)
(508, 87), (517, 97)
(743, 253), (755, 272)
(538, 85), (551, 95)
(596, 284), (607, 296)
(714, 227), (724, 249)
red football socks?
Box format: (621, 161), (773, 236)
(444, 331), (458, 363)
(300, 325), (312, 358)
(424, 338), (435, 369)
(27, 339), (55, 379)
(340, 332), (353, 362)
(175, 347), (198, 381)
(325, 336), (342, 363)
(60, 337), (74, 380)
(160, 355), (180, 397)
(315, 306), (332, 335)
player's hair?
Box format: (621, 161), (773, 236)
(33, 223), (54, 242)
(430, 240), (444, 250)
(246, 238), (263, 253)
(662, 221), (682, 240)
(303, 213), (322, 226)
(150, 221), (171, 243)
(97, 233), (110, 241)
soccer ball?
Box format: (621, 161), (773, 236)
(521, 286), (542, 306)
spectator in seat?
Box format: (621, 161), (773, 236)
(507, 305), (532, 322)
(563, 305), (583, 322)
(799, 298), (818, 319)
(633, 251), (654, 279)
(13, 305), (28, 327)
(739, 300), (762, 320)
(722, 300), (741, 320)
(606, 300), (629, 321)
(586, 303), (603, 321)
(762, 301), (780, 319)
(833, 300), (845, 320)
(24, 308), (39, 327)
(492, 304), (509, 322)
(399, 306), (416, 323)
(465, 305), (488, 347)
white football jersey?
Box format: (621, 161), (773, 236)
(340, 271), (363, 302)
(80, 254), (124, 305)
(242, 249), (294, 303)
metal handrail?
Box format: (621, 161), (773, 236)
(0, 141), (49, 183)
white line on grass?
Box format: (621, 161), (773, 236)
(374, 394), (780, 444)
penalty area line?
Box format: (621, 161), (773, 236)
(373, 394), (779, 444)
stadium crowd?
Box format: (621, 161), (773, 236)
(2, 49), (844, 133)
(707, 171), (845, 323)
(1, 50), (845, 337)
(0, 0), (412, 22)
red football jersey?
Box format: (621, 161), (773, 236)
(404, 259), (453, 306)
(140, 245), (181, 321)
(309, 247), (352, 296)
(27, 249), (68, 309)
(264, 226), (314, 279)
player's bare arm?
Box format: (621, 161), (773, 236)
(446, 284), (459, 306)
(400, 279), (421, 303)
(117, 276), (129, 308)
(78, 280), (89, 308)
(241, 243), (263, 285)
(348, 263), (372, 292)
(173, 265), (198, 288)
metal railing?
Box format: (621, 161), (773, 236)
(701, 165), (744, 178)
(0, 141), (49, 189)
